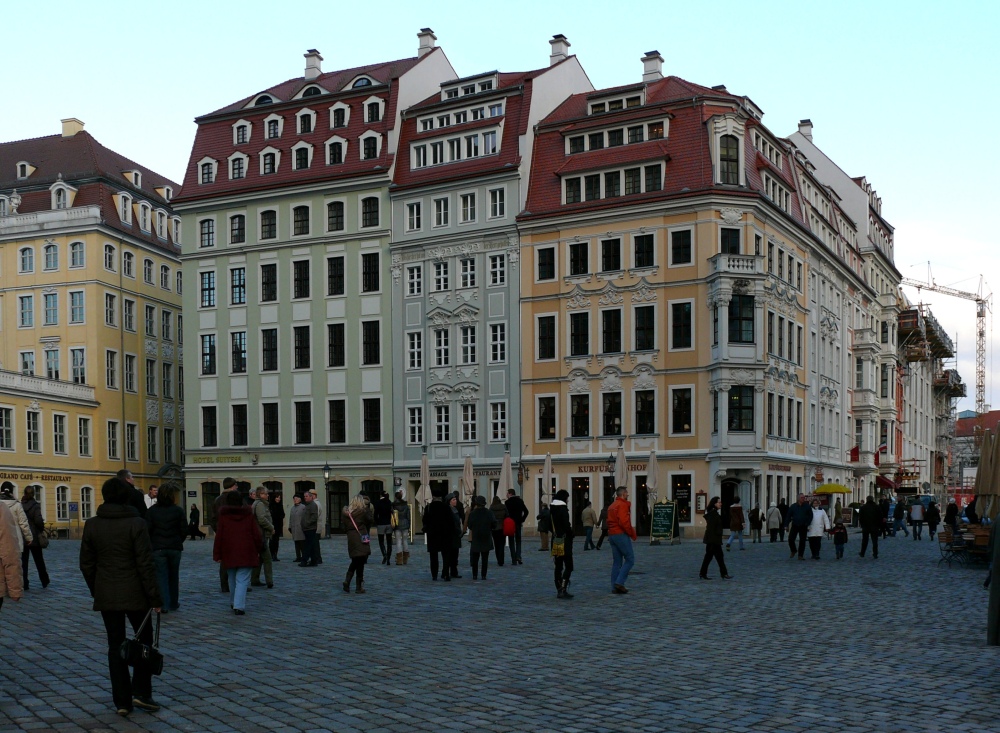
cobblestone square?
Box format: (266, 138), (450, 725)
(1, 532), (995, 733)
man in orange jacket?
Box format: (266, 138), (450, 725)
(607, 487), (637, 594)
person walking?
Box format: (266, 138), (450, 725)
(550, 489), (574, 599)
(343, 494), (374, 594)
(299, 491), (319, 567)
(776, 498), (789, 542)
(374, 491), (394, 566)
(892, 499), (909, 537)
(926, 501), (941, 541)
(581, 499), (599, 550)
(423, 487), (455, 581)
(536, 503), (551, 552)
(504, 489), (529, 565)
(391, 490), (411, 566)
(909, 501), (925, 541)
(944, 497), (960, 533)
(308, 489), (324, 565)
(213, 490), (263, 615)
(699, 496), (732, 580)
(79, 477), (163, 717)
(250, 487), (274, 589)
(831, 519), (848, 559)
(269, 493), (285, 561)
(748, 504), (764, 543)
(145, 484), (186, 613)
(289, 494), (305, 563)
(726, 496), (746, 551)
(785, 494), (812, 560)
(187, 504), (206, 540)
(1, 482), (33, 553)
(465, 495), (497, 580)
(858, 496), (882, 559)
(489, 496), (508, 567)
(607, 486), (637, 594)
(211, 478), (238, 592)
(20, 485), (50, 590)
(0, 501), (24, 611)
(447, 493), (464, 579)
(765, 502), (782, 543)
(807, 499), (831, 560)
(595, 499), (611, 550)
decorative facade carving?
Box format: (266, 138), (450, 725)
(145, 339), (158, 356)
(598, 290), (624, 306)
(391, 253), (402, 285)
(428, 385), (452, 404)
(163, 403), (174, 424)
(177, 405), (184, 422)
(631, 285), (657, 303)
(146, 399), (159, 422)
(566, 292), (591, 310)
(454, 383), (479, 403)
(162, 343), (174, 360)
(633, 365), (655, 390)
(568, 370), (589, 393)
(720, 208), (743, 226)
(506, 246), (519, 270)
(600, 369), (622, 392)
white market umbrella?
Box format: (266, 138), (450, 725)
(542, 452), (553, 502)
(418, 450), (432, 507)
(614, 444), (629, 490)
(646, 450), (658, 512)
(461, 455), (475, 506)
(498, 449), (513, 499)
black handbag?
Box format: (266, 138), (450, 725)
(118, 610), (164, 676)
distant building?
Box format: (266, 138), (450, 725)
(0, 119), (183, 530)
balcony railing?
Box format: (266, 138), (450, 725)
(0, 369), (97, 404)
(0, 205), (102, 233)
(710, 253), (763, 276)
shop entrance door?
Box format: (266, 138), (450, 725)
(571, 477), (590, 532)
(635, 475), (650, 536)
(326, 480), (349, 534)
(721, 478), (740, 529)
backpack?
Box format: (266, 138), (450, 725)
(503, 516), (516, 537)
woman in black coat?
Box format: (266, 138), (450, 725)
(80, 477), (163, 717)
(187, 504), (206, 540)
(20, 485), (49, 589)
(465, 495), (497, 580)
(145, 484), (186, 613)
(489, 497), (509, 567)
(699, 496), (732, 580)
(423, 488), (456, 581)
(268, 494), (285, 560)
(550, 489), (574, 599)
(447, 493), (465, 579)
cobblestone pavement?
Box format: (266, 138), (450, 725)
(0, 529), (995, 733)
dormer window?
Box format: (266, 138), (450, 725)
(352, 77), (372, 88)
(445, 89), (458, 99)
(367, 102), (380, 123)
(139, 204), (151, 231)
(330, 102), (350, 129)
(489, 103), (503, 117)
(16, 162), (32, 179)
(161, 186), (172, 201)
(119, 194), (132, 223)
(133, 171), (142, 188)
(0, 197), (7, 217)
(479, 81), (493, 91)
(268, 120), (278, 138)
(254, 94), (274, 106)
(462, 85), (475, 95)
(236, 125), (247, 143)
(302, 86), (322, 98)
(720, 134), (740, 185)
(172, 217), (181, 244)
(292, 141), (313, 170)
(259, 147), (281, 175)
(297, 108), (317, 134)
(156, 211), (167, 238)
(264, 113), (284, 139)
(55, 188), (67, 209)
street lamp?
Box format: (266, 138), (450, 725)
(322, 462), (331, 486)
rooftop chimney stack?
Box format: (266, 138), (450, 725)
(61, 118), (85, 137)
(641, 50), (663, 82)
(417, 28), (437, 58)
(549, 34), (571, 66)
(798, 119), (813, 142)
(304, 49), (323, 80)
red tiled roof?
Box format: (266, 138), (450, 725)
(392, 67), (550, 191)
(956, 411), (1000, 438)
(522, 75), (808, 225)
(0, 131), (180, 254)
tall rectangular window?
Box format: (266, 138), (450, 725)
(490, 323), (506, 363)
(262, 403), (279, 445)
(293, 205), (310, 234)
(71, 348), (86, 384)
(602, 310), (622, 353)
(569, 242), (588, 275)
(53, 414), (66, 454)
(262, 329), (278, 371)
(489, 254), (506, 286)
(635, 306), (654, 351)
(565, 178), (581, 203)
(672, 388), (692, 434)
(460, 325), (477, 364)
(78, 417), (90, 456)
(200, 271), (216, 307)
(601, 239), (621, 272)
(721, 228), (741, 254)
(490, 188), (505, 217)
(328, 324), (345, 367)
(434, 262), (449, 291)
(434, 329), (450, 366)
(434, 197), (449, 226)
(538, 396), (556, 440)
(161, 310), (172, 341)
(605, 171), (621, 197)
(0, 407), (11, 450)
(105, 293), (116, 326)
(45, 349), (60, 380)
(571, 394), (590, 438)
(107, 420), (119, 459)
(162, 363), (173, 398)
(407, 202), (422, 231)
(407, 331), (422, 369)
(634, 234), (654, 268)
(538, 316), (556, 359)
(362, 321), (380, 365)
(19, 295), (33, 327)
(163, 428), (174, 462)
(490, 402), (507, 442)
(460, 258), (477, 288)
(260, 211), (276, 239)
(461, 404), (477, 442)
(70, 291), (85, 323)
(147, 426), (158, 462)
(362, 252), (380, 292)
(728, 295), (754, 344)
(293, 260), (310, 299)
(231, 331), (247, 373)
(434, 405), (451, 443)
(295, 402), (312, 444)
(199, 219), (215, 247)
(201, 335), (216, 375)
(636, 390), (656, 435)
(327, 201), (344, 231)
(727, 386), (754, 432)
(230, 268), (246, 305)
(201, 407), (217, 447)
(144, 358), (155, 394)
(602, 392), (622, 436)
(461, 193), (476, 222)
(625, 168), (641, 195)
(105, 350), (118, 389)
(329, 400), (346, 444)
(537, 248), (555, 280)
(671, 302), (693, 349)
(363, 398), (381, 443)
(230, 214), (246, 243)
(570, 312), (589, 356)
(407, 265), (422, 296)
(231, 405), (248, 446)
(44, 293), (58, 325)
(671, 230), (692, 265)
(293, 326), (310, 369)
(261, 263), (277, 302)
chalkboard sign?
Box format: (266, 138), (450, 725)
(650, 501), (676, 542)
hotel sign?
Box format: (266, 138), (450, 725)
(191, 456), (245, 464)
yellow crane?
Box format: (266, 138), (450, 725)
(900, 273), (991, 415)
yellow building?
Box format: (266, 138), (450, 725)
(0, 119), (183, 532)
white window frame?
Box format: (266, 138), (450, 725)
(459, 191), (476, 224)
(407, 406), (423, 446)
(197, 156), (219, 184)
(263, 113), (285, 139)
(69, 241), (85, 268)
(232, 118), (253, 145)
(668, 298), (696, 352)
(291, 141), (314, 171)
(406, 265), (422, 297)
(433, 404), (451, 444)
(490, 322), (506, 364)
(488, 187), (505, 219)
(535, 312), (558, 362)
(406, 201), (422, 232)
(536, 393), (559, 443)
(296, 107), (317, 134)
(433, 196), (449, 227)
(490, 401), (508, 443)
(668, 384), (696, 437)
(489, 253), (506, 286)
(406, 331), (422, 370)
(329, 101), (351, 129)
(228, 151), (250, 180)
(461, 403), (477, 442)
(359, 130), (383, 161)
(259, 146), (282, 176)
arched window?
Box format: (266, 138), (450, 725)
(230, 214), (246, 244)
(302, 86), (322, 98)
(19, 247), (34, 272)
(176, 271), (183, 294)
(122, 252), (134, 277)
(327, 201), (344, 231)
(720, 134), (740, 185)
(143, 258), (153, 283)
(361, 197), (379, 228)
(70, 241), (85, 268)
(293, 206), (310, 236)
(352, 78), (372, 88)
(328, 141), (343, 165)
(255, 95), (273, 106)
(54, 188), (67, 209)
(104, 244), (116, 271)
(160, 265), (170, 289)
(263, 152), (276, 174)
(44, 244), (58, 270)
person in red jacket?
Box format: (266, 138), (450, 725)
(607, 487), (638, 594)
(213, 491), (262, 615)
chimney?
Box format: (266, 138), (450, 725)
(61, 118), (85, 137)
(798, 119), (813, 141)
(549, 34), (570, 66)
(304, 49), (323, 80)
(417, 28), (437, 58)
(641, 50), (663, 82)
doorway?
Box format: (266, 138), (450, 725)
(571, 477), (590, 532)
(721, 478), (740, 529)
(326, 480), (349, 534)
(635, 475), (650, 536)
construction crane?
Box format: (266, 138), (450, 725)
(900, 273), (991, 415)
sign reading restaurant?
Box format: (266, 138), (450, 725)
(0, 472), (73, 482)
(407, 469), (503, 478)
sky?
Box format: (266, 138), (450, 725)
(2, 0), (996, 412)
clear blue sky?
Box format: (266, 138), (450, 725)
(2, 0), (996, 411)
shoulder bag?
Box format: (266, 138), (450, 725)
(551, 536), (565, 557)
(348, 512), (370, 544)
(119, 609), (164, 676)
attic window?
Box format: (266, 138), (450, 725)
(133, 171), (142, 188)
(590, 103), (606, 115)
(445, 89), (458, 99)
(17, 163), (28, 179)
(255, 95), (274, 106)
(302, 86), (322, 97)
(352, 78), (372, 88)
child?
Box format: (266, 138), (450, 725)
(831, 520), (849, 559)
